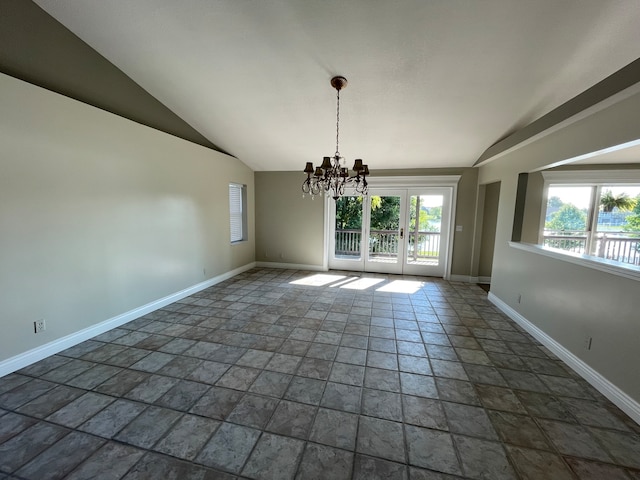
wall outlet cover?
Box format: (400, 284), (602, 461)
(34, 319), (46, 334)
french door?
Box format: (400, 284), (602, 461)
(328, 187), (454, 277)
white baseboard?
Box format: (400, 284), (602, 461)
(0, 262), (256, 378)
(255, 261), (327, 272)
(449, 275), (491, 284)
(488, 292), (640, 426)
(449, 275), (476, 283)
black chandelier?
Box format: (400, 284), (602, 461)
(302, 76), (369, 200)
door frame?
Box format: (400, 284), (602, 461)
(323, 175), (461, 279)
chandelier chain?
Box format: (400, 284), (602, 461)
(335, 89), (340, 157)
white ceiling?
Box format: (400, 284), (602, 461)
(34, 0), (640, 171)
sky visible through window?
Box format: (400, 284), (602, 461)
(549, 186), (640, 209)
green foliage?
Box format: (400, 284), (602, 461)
(600, 190), (635, 213)
(335, 195), (443, 233)
(624, 216), (640, 232)
(370, 196), (400, 230)
(547, 196), (564, 208)
(631, 195), (640, 215)
(335, 195), (401, 230)
(335, 196), (363, 230)
(409, 197), (441, 233)
(409, 198), (425, 231)
(428, 205), (442, 220)
(411, 209), (429, 231)
(623, 194), (640, 232)
(545, 204), (587, 231)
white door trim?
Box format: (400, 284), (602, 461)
(366, 175), (461, 188)
(445, 182), (458, 281)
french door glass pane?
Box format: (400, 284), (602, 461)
(334, 196), (363, 260)
(407, 195), (443, 265)
(368, 195), (400, 263)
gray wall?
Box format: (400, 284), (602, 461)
(521, 172), (544, 244)
(478, 182), (500, 278)
(478, 87), (640, 403)
(0, 73), (254, 363)
(255, 171), (325, 267)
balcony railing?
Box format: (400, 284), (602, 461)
(596, 234), (640, 265)
(368, 230), (399, 257)
(335, 229), (441, 260)
(542, 232), (587, 254)
(407, 231), (441, 260)
(543, 230), (640, 266)
(334, 229), (362, 257)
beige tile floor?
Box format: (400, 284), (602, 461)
(0, 268), (639, 479)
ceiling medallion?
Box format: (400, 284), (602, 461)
(302, 76), (369, 200)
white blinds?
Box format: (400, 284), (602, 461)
(229, 184), (244, 242)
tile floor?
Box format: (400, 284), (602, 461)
(1, 268), (639, 479)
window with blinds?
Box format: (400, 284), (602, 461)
(229, 183), (246, 243)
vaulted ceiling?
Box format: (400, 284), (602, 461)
(34, 1), (640, 171)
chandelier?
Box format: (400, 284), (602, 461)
(302, 76), (369, 200)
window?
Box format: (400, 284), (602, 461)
(541, 171), (640, 266)
(229, 183), (247, 243)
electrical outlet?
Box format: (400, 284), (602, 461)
(517, 294), (522, 304)
(34, 319), (46, 334)
(584, 335), (593, 350)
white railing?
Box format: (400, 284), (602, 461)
(595, 235), (640, 266)
(334, 229), (362, 257)
(408, 231), (441, 260)
(335, 229), (441, 260)
(543, 230), (640, 265)
(368, 230), (399, 257)
(542, 231), (587, 254)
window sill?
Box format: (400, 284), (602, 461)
(230, 240), (248, 245)
(509, 242), (640, 282)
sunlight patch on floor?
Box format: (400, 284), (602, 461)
(328, 277), (363, 288)
(339, 277), (385, 290)
(376, 279), (424, 294)
(289, 274), (346, 286)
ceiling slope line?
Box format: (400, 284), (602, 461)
(474, 57), (640, 167)
(0, 0), (229, 155)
